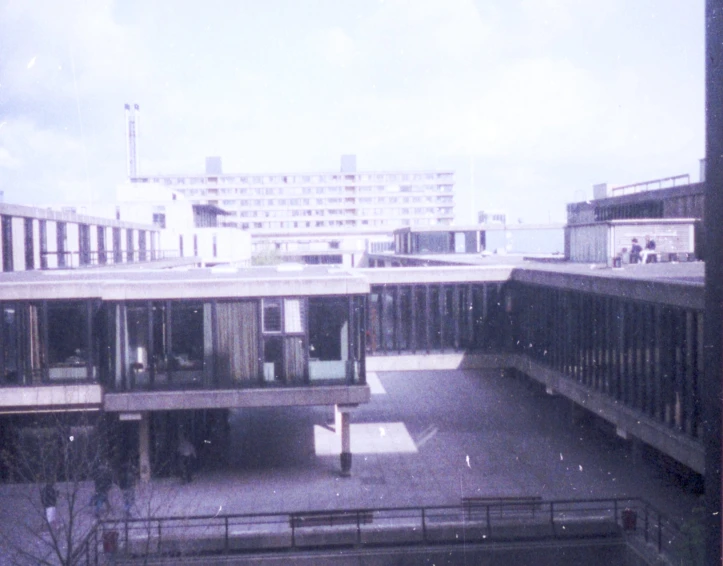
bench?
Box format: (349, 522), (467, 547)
(290, 510), (373, 529)
(461, 496), (543, 520)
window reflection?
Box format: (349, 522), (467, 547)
(47, 302), (91, 381)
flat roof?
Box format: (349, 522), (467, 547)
(0, 265), (369, 301)
(0, 258), (704, 308)
(0, 202), (158, 231)
(393, 224), (564, 234)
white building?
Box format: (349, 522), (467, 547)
(46, 182), (252, 267)
(130, 156), (455, 233)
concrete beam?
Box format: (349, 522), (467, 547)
(104, 385), (371, 412)
(0, 384), (103, 413)
(0, 272), (369, 301)
(509, 354), (705, 475)
(510, 268), (704, 310)
(361, 266), (513, 285)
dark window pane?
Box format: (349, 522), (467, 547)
(263, 299), (282, 333)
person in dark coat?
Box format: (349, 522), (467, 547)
(177, 436), (197, 483)
(641, 235), (657, 263)
(630, 238), (643, 264)
(41, 482), (58, 528)
(92, 463), (113, 517)
(118, 462), (136, 518)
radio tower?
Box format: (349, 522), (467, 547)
(124, 103), (140, 178)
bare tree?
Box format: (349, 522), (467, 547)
(0, 413), (102, 566)
(0, 412), (210, 565)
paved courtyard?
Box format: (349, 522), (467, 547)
(137, 368), (701, 524)
(0, 368), (702, 564)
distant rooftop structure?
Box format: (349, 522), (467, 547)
(206, 156), (223, 175)
(128, 155), (455, 234)
(594, 174), (692, 200)
(478, 210), (507, 225)
(122, 108), (454, 236)
(340, 154), (357, 173)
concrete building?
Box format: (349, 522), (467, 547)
(46, 180), (252, 267)
(566, 174), (704, 263)
(0, 201), (164, 271)
(0, 231), (711, 565)
(0, 266), (370, 480)
(132, 155), (455, 234)
(119, 106), (455, 266)
(0, 259), (706, 480)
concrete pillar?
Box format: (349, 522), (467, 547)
(334, 404), (342, 435)
(340, 410), (351, 476)
(139, 412), (151, 482)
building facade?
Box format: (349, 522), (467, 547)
(130, 160), (455, 234)
(0, 202), (163, 272)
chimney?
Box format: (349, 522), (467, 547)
(125, 103), (140, 178)
(206, 156), (223, 175)
(341, 154), (357, 173)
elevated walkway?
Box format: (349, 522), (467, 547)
(368, 352), (705, 476)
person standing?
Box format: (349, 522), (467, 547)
(118, 462), (136, 518)
(93, 463), (113, 518)
(630, 238), (643, 264)
(41, 482), (58, 530)
(177, 436), (196, 483)
(640, 235), (657, 264)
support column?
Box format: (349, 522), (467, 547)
(338, 408), (352, 477)
(334, 404), (342, 436)
(139, 412), (151, 482)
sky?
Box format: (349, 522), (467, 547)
(0, 0), (705, 224)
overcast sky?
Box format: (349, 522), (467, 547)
(0, 0), (705, 223)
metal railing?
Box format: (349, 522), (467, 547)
(93, 497), (694, 564)
(39, 249), (182, 270)
(610, 174), (691, 196)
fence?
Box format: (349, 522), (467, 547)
(90, 497), (693, 564)
(39, 249), (182, 269)
(610, 174), (691, 197)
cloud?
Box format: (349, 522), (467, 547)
(0, 147), (20, 169)
(0, 0), (705, 223)
(319, 27), (355, 68)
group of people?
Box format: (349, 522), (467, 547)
(90, 462), (137, 519)
(619, 235), (657, 265)
(40, 461), (137, 530)
(40, 434), (199, 530)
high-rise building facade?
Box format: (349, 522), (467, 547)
(128, 157), (455, 234)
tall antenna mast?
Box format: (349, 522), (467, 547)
(125, 103), (140, 178)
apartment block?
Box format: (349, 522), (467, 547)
(128, 156), (455, 234)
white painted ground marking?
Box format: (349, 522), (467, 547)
(366, 372), (386, 394)
(314, 422), (417, 455)
(415, 425), (438, 449)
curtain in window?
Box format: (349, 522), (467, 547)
(28, 304), (43, 384)
(215, 301), (259, 384)
(284, 337), (305, 383)
(284, 299), (303, 333)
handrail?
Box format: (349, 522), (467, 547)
(610, 174), (691, 196)
(39, 249), (181, 269)
(98, 497), (692, 563)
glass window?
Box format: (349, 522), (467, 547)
(263, 299), (282, 332)
(47, 302), (91, 380)
(127, 304), (150, 389)
(284, 299), (303, 333)
(309, 297), (349, 381)
(2, 305), (20, 385)
(170, 303), (204, 371)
